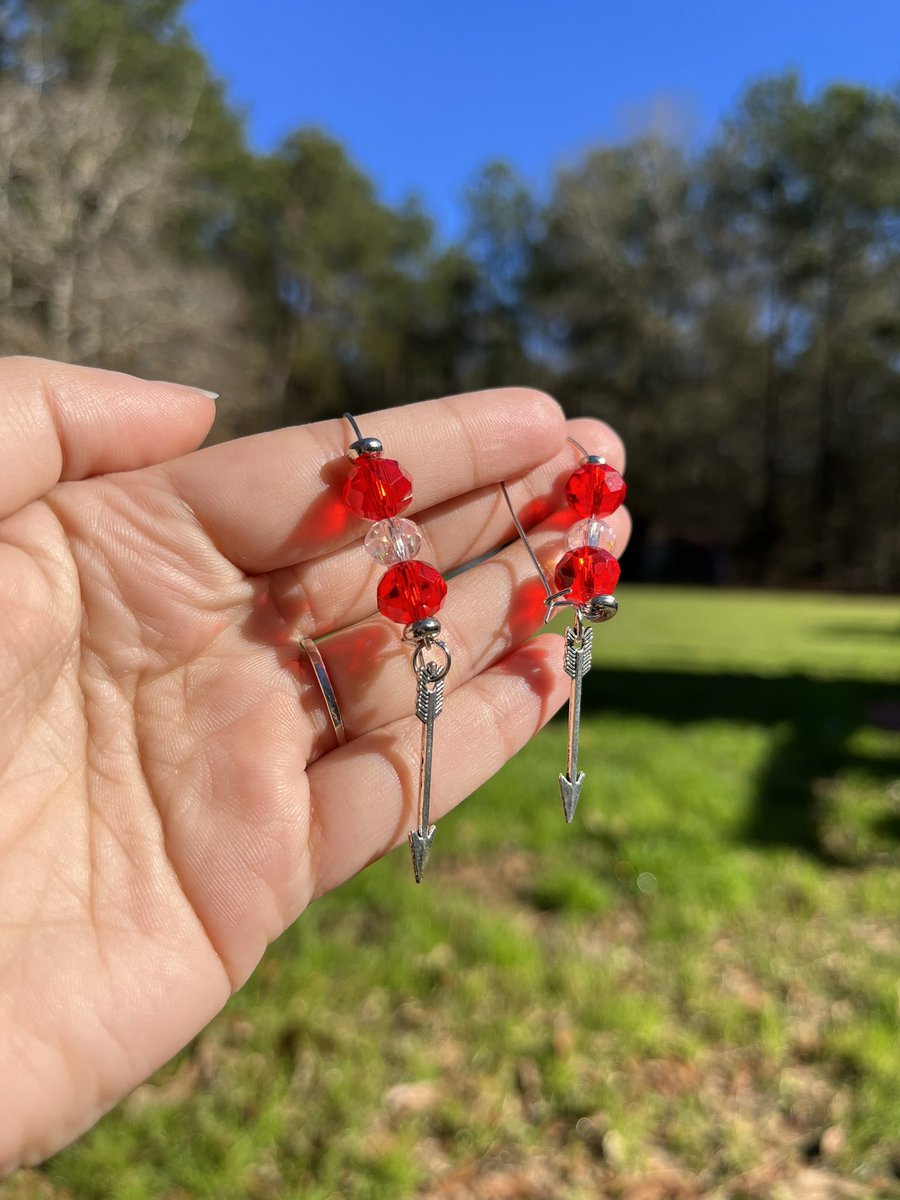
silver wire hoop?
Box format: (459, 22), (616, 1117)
(412, 638), (452, 681)
(300, 638), (347, 748)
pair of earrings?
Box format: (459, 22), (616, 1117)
(332, 416), (626, 882)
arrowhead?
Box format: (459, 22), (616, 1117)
(558, 772), (585, 823)
(408, 825), (436, 883)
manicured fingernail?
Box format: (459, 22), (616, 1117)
(192, 388), (219, 400)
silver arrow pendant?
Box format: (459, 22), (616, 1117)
(409, 666), (444, 882)
(558, 622), (593, 822)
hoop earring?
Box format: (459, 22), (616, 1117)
(502, 438), (626, 821)
(340, 413), (452, 882)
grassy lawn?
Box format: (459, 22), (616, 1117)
(7, 587), (900, 1200)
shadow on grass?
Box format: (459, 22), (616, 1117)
(579, 667), (900, 865)
(816, 622), (900, 640)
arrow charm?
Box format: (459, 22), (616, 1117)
(558, 623), (592, 822)
(409, 665), (444, 882)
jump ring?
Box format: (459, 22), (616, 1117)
(412, 639), (452, 681)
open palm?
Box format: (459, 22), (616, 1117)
(0, 358), (627, 1170)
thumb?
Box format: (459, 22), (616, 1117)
(0, 357), (218, 520)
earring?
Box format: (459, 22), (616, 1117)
(340, 413), (452, 883)
(502, 438), (626, 822)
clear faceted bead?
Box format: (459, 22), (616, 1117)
(566, 518), (616, 553)
(364, 517), (422, 565)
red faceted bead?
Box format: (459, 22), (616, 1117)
(554, 545), (620, 605)
(342, 454), (413, 520)
(564, 461), (627, 518)
(377, 560), (448, 624)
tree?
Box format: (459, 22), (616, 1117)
(0, 47), (259, 425)
(703, 76), (900, 586)
(531, 137), (720, 557)
(529, 78), (900, 589)
(461, 161), (539, 387)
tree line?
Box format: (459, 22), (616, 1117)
(1, 0), (899, 590)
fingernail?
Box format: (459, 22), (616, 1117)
(158, 381), (219, 400)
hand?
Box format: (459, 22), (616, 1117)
(0, 357), (628, 1170)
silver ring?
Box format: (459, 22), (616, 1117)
(300, 638), (347, 748)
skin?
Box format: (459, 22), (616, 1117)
(0, 357), (628, 1171)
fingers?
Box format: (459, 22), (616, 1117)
(159, 387), (571, 573)
(306, 635), (569, 897)
(0, 357), (217, 520)
(269, 417), (628, 640)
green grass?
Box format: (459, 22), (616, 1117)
(7, 586), (900, 1199)
(598, 585), (900, 679)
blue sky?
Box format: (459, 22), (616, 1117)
(185, 1), (900, 238)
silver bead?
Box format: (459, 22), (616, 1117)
(365, 517), (421, 565)
(566, 518), (616, 553)
(584, 454), (607, 465)
(580, 594), (618, 624)
(347, 436), (384, 459)
(403, 616), (442, 644)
